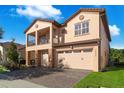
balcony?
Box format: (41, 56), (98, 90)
(27, 26), (62, 49)
(27, 27), (51, 48)
(37, 27), (50, 45)
(27, 32), (35, 46)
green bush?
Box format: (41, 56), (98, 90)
(0, 65), (9, 73)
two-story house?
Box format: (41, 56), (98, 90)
(25, 8), (111, 71)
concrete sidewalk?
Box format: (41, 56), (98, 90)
(0, 74), (46, 88)
(0, 79), (46, 88)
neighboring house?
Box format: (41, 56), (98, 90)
(25, 8), (111, 71)
(0, 43), (6, 64)
(17, 46), (26, 60)
(0, 42), (25, 64)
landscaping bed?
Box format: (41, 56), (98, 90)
(74, 66), (124, 88)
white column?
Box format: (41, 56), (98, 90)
(26, 34), (28, 47)
(50, 26), (53, 44)
(35, 31), (38, 46)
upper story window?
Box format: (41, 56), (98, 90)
(74, 21), (89, 36)
(75, 23), (81, 36)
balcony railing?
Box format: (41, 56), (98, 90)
(53, 38), (58, 44)
(39, 39), (49, 45)
(28, 40), (35, 46)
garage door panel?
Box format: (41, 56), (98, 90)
(57, 49), (93, 70)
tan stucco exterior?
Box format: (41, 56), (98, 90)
(64, 12), (100, 43)
(100, 17), (110, 70)
(25, 8), (111, 72)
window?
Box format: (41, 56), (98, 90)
(58, 51), (64, 54)
(75, 23), (81, 36)
(83, 48), (93, 52)
(40, 35), (47, 44)
(65, 51), (72, 53)
(74, 21), (89, 36)
(82, 21), (89, 34)
(73, 50), (81, 53)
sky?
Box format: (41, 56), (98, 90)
(0, 5), (123, 49)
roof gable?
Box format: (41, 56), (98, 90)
(24, 18), (61, 33)
(63, 8), (105, 25)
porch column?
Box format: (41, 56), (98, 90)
(48, 48), (55, 68)
(26, 34), (28, 47)
(35, 50), (41, 66)
(50, 26), (53, 44)
(35, 31), (38, 45)
(26, 51), (30, 66)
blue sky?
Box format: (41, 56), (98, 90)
(0, 5), (123, 49)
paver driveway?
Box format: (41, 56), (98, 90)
(0, 67), (91, 88)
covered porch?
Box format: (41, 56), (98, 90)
(26, 49), (55, 68)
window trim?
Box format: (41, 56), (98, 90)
(74, 20), (90, 36)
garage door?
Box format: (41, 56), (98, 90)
(58, 48), (93, 70)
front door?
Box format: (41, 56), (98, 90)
(41, 50), (48, 67)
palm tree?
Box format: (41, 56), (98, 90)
(0, 27), (4, 39)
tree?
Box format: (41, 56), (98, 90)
(110, 48), (124, 63)
(0, 27), (4, 39)
(0, 27), (4, 64)
(6, 39), (19, 64)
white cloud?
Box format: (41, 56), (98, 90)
(0, 39), (25, 45)
(0, 39), (11, 43)
(109, 25), (120, 36)
(111, 45), (124, 49)
(15, 5), (63, 20)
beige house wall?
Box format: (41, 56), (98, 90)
(100, 17), (109, 70)
(26, 44), (52, 51)
(63, 12), (100, 43)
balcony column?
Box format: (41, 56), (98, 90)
(26, 34), (28, 47)
(26, 33), (29, 66)
(49, 26), (54, 68)
(35, 31), (38, 46)
(50, 26), (53, 44)
(48, 48), (55, 68)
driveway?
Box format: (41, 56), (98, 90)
(0, 67), (91, 88)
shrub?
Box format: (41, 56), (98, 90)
(0, 65), (9, 73)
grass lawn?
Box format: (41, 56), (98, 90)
(0, 65), (9, 73)
(74, 66), (124, 88)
